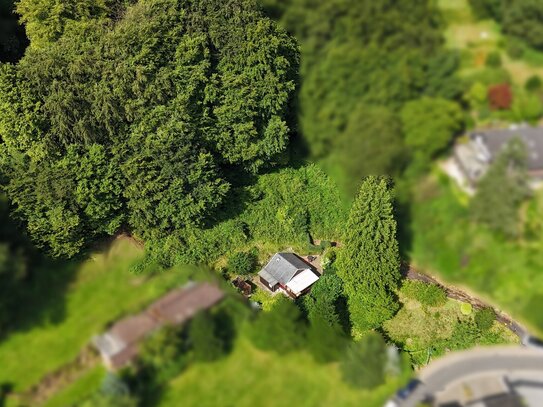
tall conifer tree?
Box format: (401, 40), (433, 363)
(337, 176), (401, 331)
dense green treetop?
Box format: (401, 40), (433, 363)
(401, 97), (465, 163)
(503, 0), (543, 51)
(0, 0), (299, 256)
(16, 0), (132, 48)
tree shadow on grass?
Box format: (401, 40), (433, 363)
(0, 195), (81, 342)
(0, 382), (13, 407)
(0, 255), (79, 341)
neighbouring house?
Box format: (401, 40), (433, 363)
(454, 125), (543, 186)
(93, 282), (224, 370)
(258, 252), (319, 298)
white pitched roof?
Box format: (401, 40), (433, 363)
(285, 269), (319, 295)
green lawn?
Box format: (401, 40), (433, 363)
(0, 238), (183, 392)
(159, 338), (401, 407)
(409, 172), (543, 335)
(41, 366), (106, 407)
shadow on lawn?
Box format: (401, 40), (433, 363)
(0, 195), (80, 342)
(0, 256), (79, 341)
(0, 382), (13, 407)
(11, 259), (79, 331)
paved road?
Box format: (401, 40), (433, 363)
(397, 347), (543, 407)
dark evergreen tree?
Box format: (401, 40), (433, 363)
(0, 0), (298, 257)
(337, 176), (401, 331)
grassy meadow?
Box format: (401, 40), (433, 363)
(0, 238), (183, 393)
(159, 338), (401, 407)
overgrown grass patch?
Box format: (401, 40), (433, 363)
(409, 174), (543, 335)
(384, 293), (517, 367)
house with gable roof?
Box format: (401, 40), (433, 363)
(258, 252), (319, 298)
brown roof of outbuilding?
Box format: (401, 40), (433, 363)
(93, 282), (224, 370)
(147, 282), (224, 325)
(110, 314), (158, 345)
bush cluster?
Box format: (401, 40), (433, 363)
(475, 307), (496, 331)
(228, 251), (257, 275)
(401, 280), (447, 307)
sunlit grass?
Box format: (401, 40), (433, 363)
(159, 337), (401, 407)
(41, 366), (106, 407)
(0, 238), (183, 392)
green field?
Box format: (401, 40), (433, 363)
(409, 171), (543, 335)
(159, 338), (401, 407)
(0, 238), (183, 393)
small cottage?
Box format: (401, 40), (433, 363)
(258, 252), (319, 298)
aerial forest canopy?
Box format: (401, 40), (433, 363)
(262, 0), (463, 193)
(0, 0), (299, 257)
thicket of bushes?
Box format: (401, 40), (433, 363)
(401, 280), (447, 307)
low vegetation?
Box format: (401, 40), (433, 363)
(384, 288), (516, 367)
(410, 172), (543, 334)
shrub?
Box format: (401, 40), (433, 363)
(525, 75), (542, 92)
(138, 325), (188, 382)
(506, 42), (524, 60)
(465, 67), (511, 86)
(488, 83), (513, 110)
(340, 333), (387, 389)
(320, 240), (332, 250)
(475, 307), (495, 331)
(401, 280), (447, 307)
(485, 51), (502, 68)
(460, 302), (473, 315)
(250, 296), (305, 353)
(321, 248), (337, 272)
(511, 91), (543, 122)
(188, 312), (226, 362)
(468, 0), (502, 21)
(228, 250), (257, 275)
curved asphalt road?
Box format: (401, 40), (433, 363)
(398, 346), (543, 407)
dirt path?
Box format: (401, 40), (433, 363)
(406, 266), (528, 340)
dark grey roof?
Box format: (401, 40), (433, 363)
(258, 252), (310, 285)
(470, 126), (543, 171)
